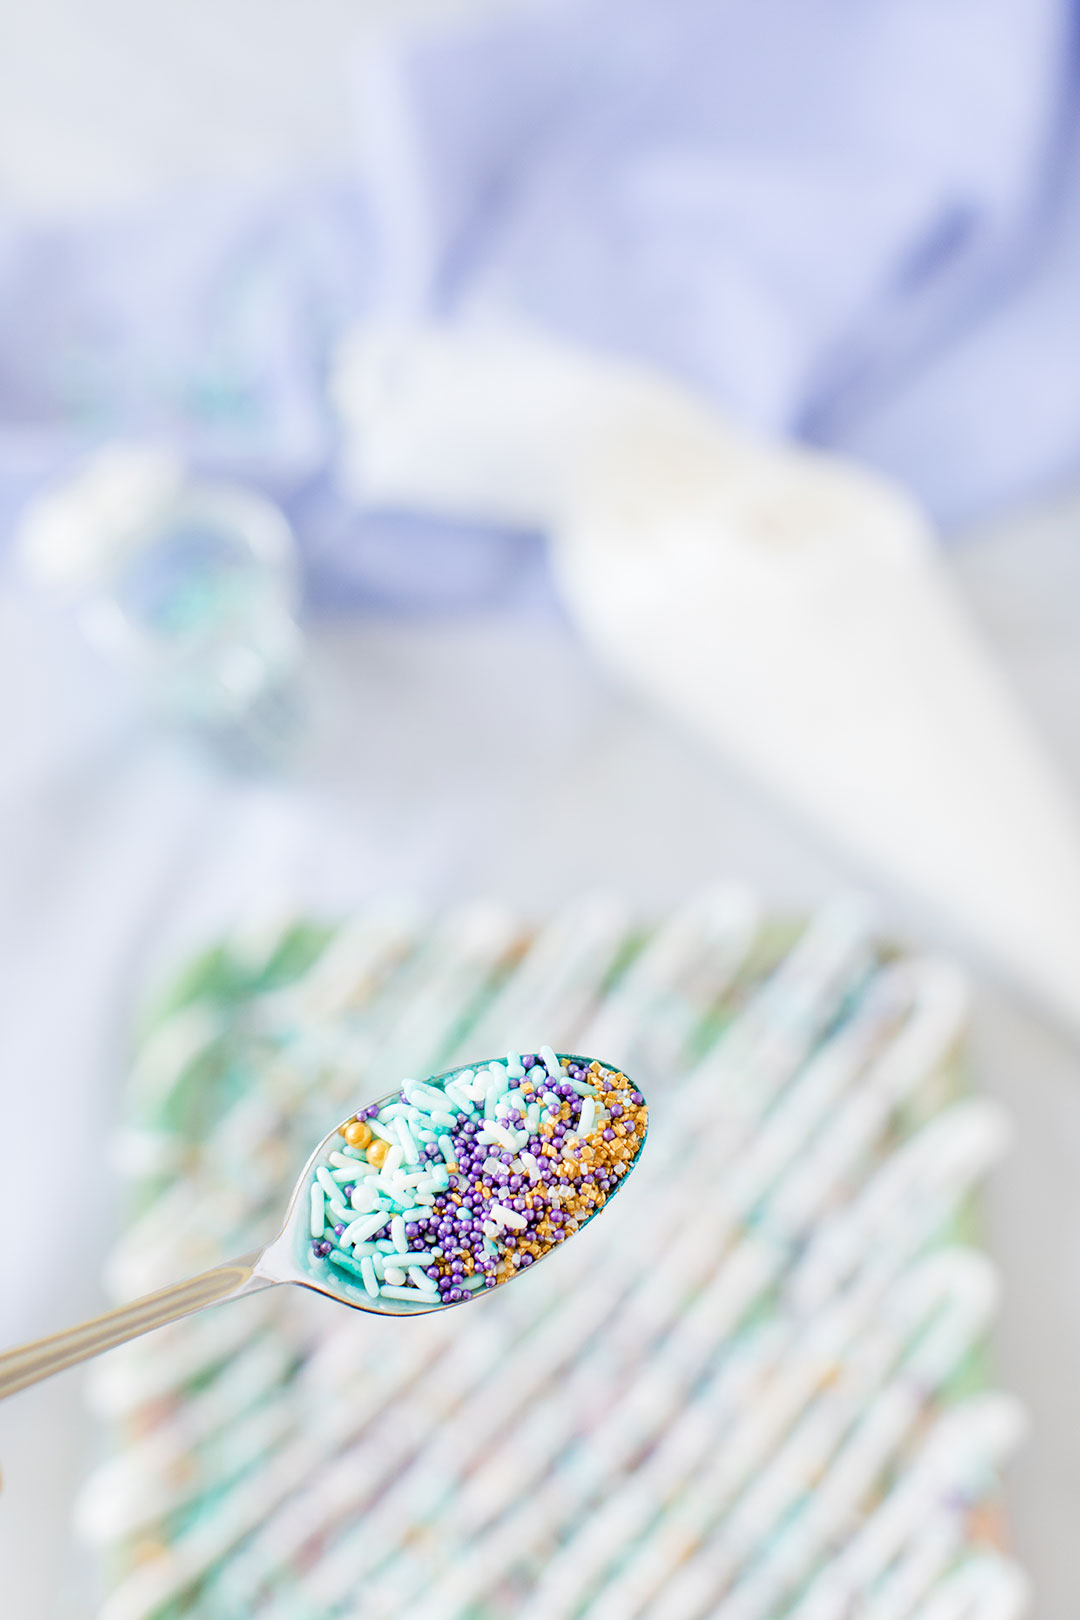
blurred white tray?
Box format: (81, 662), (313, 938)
(80, 892), (1025, 1620)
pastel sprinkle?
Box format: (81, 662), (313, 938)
(405, 1084), (450, 1114)
(304, 1052), (647, 1312)
(326, 1248), (365, 1279)
(342, 1211), (391, 1246)
(315, 1166), (339, 1202)
(309, 1183), (325, 1238)
(481, 1122), (518, 1153)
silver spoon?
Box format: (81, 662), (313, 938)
(0, 1052), (646, 1401)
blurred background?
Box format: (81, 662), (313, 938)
(3, 2), (1080, 1617)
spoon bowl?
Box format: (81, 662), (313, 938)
(0, 1051), (646, 1396)
(277, 1052), (647, 1316)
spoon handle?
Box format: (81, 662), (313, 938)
(0, 1253), (272, 1401)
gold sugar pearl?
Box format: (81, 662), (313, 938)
(342, 1118), (372, 1150)
(366, 1137), (390, 1169)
